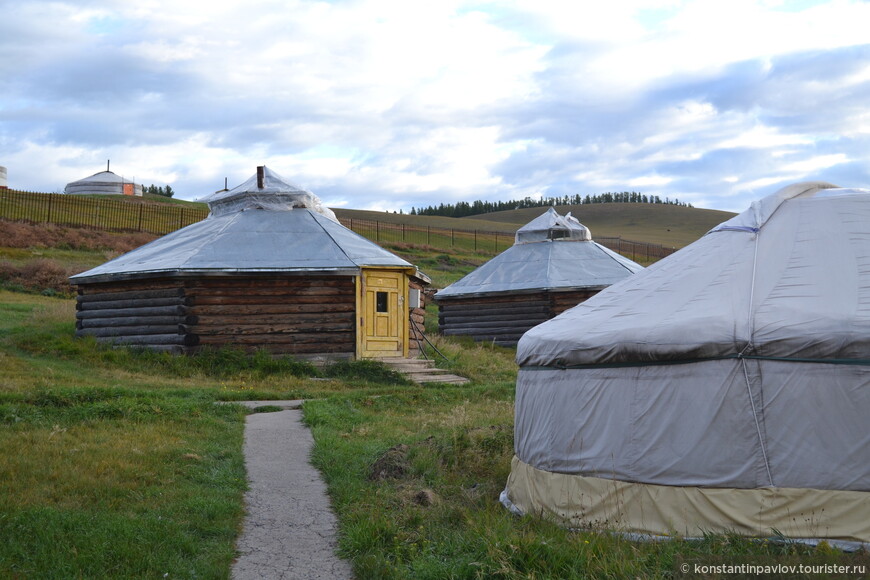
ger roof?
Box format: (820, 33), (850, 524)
(70, 167), (418, 284)
(436, 208), (642, 299)
(67, 170), (131, 186)
(518, 182), (870, 368)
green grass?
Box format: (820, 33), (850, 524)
(1, 216), (865, 578)
(461, 203), (736, 248)
(302, 349), (865, 579)
(0, 290), (428, 578)
(335, 202), (736, 249)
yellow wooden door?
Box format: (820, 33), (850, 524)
(359, 270), (406, 358)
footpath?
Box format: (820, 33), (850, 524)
(230, 401), (354, 580)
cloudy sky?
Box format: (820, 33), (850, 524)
(2, 0), (869, 212)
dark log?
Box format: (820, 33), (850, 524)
(77, 297), (189, 311)
(76, 287), (185, 302)
(192, 312), (353, 326)
(439, 312), (548, 324)
(78, 315), (196, 328)
(187, 303), (354, 315)
(89, 333), (197, 346)
(184, 277), (352, 289)
(439, 319), (546, 331)
(76, 305), (187, 319)
(195, 333), (353, 346)
(76, 282), (181, 295)
(188, 322), (353, 336)
(190, 287), (353, 298)
(437, 302), (549, 314)
(189, 295), (351, 306)
(77, 325), (182, 338)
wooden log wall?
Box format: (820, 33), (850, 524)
(76, 273), (427, 359)
(76, 281), (193, 353)
(436, 289), (600, 347)
(184, 276), (356, 357)
(75, 275), (357, 357)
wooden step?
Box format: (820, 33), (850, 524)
(373, 357), (470, 385)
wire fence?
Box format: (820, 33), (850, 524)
(340, 217), (677, 261)
(0, 189), (677, 261)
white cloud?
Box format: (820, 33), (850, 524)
(2, 0), (869, 214)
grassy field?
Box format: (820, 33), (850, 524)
(336, 202), (736, 249)
(1, 222), (865, 579)
(462, 203), (736, 248)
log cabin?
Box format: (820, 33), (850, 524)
(69, 166), (429, 359)
(434, 208), (642, 346)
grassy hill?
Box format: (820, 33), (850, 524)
(3, 188), (734, 252)
(459, 203), (736, 248)
(335, 203), (736, 249)
(332, 207), (518, 233)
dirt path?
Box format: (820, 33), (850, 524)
(231, 402), (353, 580)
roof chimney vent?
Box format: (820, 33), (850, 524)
(257, 166), (265, 189)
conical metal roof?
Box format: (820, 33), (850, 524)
(70, 167), (417, 284)
(437, 208), (642, 299)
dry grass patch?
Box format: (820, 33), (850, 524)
(0, 219), (157, 252)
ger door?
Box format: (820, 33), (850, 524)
(359, 269), (407, 358)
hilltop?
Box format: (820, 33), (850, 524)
(461, 203), (736, 248)
(337, 203), (735, 248)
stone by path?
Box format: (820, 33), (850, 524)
(231, 402), (354, 580)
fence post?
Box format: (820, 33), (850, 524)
(138, 204), (144, 231)
(46, 193), (54, 223)
(402, 223), (405, 241)
(427, 226), (430, 245)
(474, 230), (477, 252)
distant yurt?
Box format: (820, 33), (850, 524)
(69, 166), (429, 359)
(435, 208), (643, 346)
(65, 166), (143, 196)
(502, 182), (870, 546)
(0, 166), (7, 189)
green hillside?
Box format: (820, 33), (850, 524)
(462, 203), (736, 248)
(332, 207), (517, 233)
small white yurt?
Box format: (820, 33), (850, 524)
(65, 168), (142, 196)
(502, 182), (870, 547)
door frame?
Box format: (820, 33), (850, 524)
(356, 268), (410, 358)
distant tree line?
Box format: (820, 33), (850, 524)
(410, 192), (691, 218)
(143, 184), (175, 198)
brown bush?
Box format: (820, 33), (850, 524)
(0, 259), (77, 296)
(0, 219), (157, 253)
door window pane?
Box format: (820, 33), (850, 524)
(376, 291), (388, 313)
